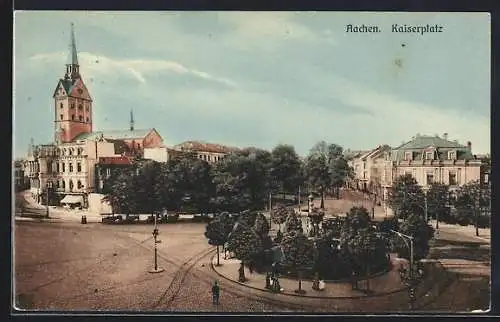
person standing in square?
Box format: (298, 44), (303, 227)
(212, 280), (220, 305)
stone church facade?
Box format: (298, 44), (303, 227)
(27, 23), (164, 208)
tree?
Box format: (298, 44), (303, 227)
(305, 141), (350, 208)
(105, 172), (141, 218)
(281, 230), (315, 294)
(322, 216), (343, 238)
(135, 160), (163, 216)
(387, 174), (425, 220)
(254, 212), (270, 237)
(340, 207), (387, 290)
(304, 150), (329, 209)
(285, 211), (303, 233)
(272, 206), (293, 232)
(212, 153), (268, 213)
(393, 214), (434, 262)
(453, 180), (491, 234)
(426, 183), (452, 222)
(205, 217), (229, 266)
(227, 224), (264, 281)
(269, 144), (302, 200)
(344, 227), (380, 292)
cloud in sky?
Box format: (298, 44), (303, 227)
(13, 11), (490, 158)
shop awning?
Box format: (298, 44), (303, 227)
(60, 195), (83, 204)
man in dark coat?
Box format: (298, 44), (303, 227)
(212, 280), (220, 305)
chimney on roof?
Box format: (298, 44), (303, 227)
(443, 133), (448, 140)
(467, 141), (472, 151)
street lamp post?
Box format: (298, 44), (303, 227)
(390, 229), (416, 309)
(269, 193), (272, 227)
(45, 180), (52, 218)
(149, 214), (164, 274)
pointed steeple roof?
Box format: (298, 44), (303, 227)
(67, 22), (79, 66)
(130, 109), (135, 131)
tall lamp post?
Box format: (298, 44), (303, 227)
(45, 180), (52, 218)
(390, 229), (416, 309)
(149, 214), (164, 274)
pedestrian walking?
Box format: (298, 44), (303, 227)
(211, 280), (220, 305)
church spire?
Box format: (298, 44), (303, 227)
(65, 22), (80, 79)
(130, 109), (135, 131)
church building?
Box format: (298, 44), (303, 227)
(29, 23), (164, 208)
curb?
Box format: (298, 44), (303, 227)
(210, 254), (411, 300)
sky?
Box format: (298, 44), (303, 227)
(13, 11), (491, 158)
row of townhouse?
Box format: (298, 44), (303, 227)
(347, 133), (489, 202)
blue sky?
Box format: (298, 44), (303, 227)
(13, 11), (490, 158)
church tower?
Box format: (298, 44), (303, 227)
(53, 23), (93, 143)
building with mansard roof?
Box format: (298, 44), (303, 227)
(348, 133), (487, 203)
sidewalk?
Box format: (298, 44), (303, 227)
(430, 220), (490, 243)
(20, 191), (102, 223)
(211, 254), (408, 299)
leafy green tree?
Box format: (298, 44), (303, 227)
(281, 230), (315, 293)
(426, 183), (451, 222)
(387, 174), (425, 220)
(212, 153), (268, 212)
(285, 211), (303, 233)
(393, 214), (434, 262)
(453, 180), (491, 234)
(304, 151), (329, 209)
(205, 217), (229, 266)
(269, 144), (302, 199)
(227, 223), (264, 280)
(305, 141), (350, 207)
(105, 172), (141, 218)
(344, 227), (380, 291)
(321, 216), (343, 238)
(341, 206), (372, 236)
(135, 160), (163, 215)
(254, 212), (270, 237)
(272, 206), (293, 232)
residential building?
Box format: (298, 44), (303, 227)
(349, 145), (392, 196)
(13, 160), (27, 192)
(143, 145), (169, 163)
(171, 140), (239, 163)
(94, 156), (134, 193)
(382, 133), (484, 200)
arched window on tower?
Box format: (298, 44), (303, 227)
(78, 104), (83, 110)
(69, 149), (73, 156)
(69, 180), (74, 191)
(60, 103), (63, 109)
(77, 180), (82, 189)
(62, 180), (66, 190)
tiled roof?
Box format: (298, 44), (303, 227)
(395, 135), (466, 150)
(74, 129), (153, 141)
(173, 141), (239, 154)
(392, 135), (474, 162)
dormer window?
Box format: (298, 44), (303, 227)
(404, 152), (412, 161)
(448, 150), (457, 160)
(426, 152), (434, 160)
